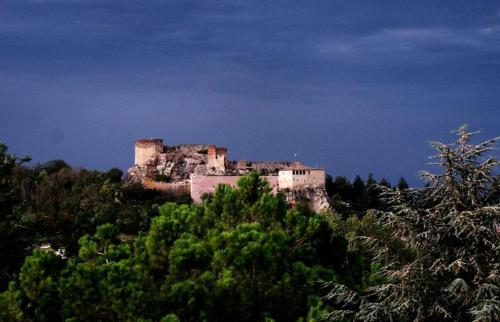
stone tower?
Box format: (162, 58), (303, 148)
(207, 144), (227, 174)
(134, 139), (163, 166)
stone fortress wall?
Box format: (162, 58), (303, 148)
(278, 168), (326, 189)
(134, 139), (163, 166)
(191, 175), (279, 203)
(128, 138), (329, 210)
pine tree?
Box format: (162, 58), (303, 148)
(352, 175), (367, 210)
(366, 173), (379, 209)
(378, 178), (391, 188)
(396, 177), (409, 190)
(325, 126), (500, 321)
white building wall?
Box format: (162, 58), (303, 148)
(278, 169), (325, 189)
(278, 170), (293, 189)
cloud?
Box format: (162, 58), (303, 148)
(317, 25), (500, 64)
(22, 0), (108, 3)
(366, 28), (481, 48)
(479, 24), (500, 36)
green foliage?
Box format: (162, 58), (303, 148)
(59, 224), (158, 321)
(326, 210), (409, 290)
(325, 173), (395, 215)
(1, 172), (362, 321)
(21, 167), (172, 254)
(8, 126), (496, 322)
(0, 150), (180, 290)
(35, 159), (70, 175)
(326, 126), (500, 321)
(0, 142), (33, 289)
(146, 203), (206, 272)
(141, 174), (360, 321)
(105, 167), (123, 183)
(306, 297), (331, 322)
(0, 250), (64, 322)
(396, 177), (409, 191)
(160, 313), (181, 322)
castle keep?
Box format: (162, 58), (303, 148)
(128, 139), (329, 211)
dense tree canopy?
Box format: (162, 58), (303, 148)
(0, 151), (182, 290)
(1, 173), (363, 321)
(325, 173), (394, 215)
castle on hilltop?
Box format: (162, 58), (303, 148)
(128, 139), (329, 210)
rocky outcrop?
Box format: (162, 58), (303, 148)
(283, 188), (331, 212)
(128, 144), (211, 182)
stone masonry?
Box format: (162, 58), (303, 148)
(128, 138), (330, 211)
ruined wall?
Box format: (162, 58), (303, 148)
(168, 144), (211, 155)
(191, 175), (279, 203)
(134, 139), (163, 166)
(207, 145), (227, 174)
(278, 169), (325, 189)
(142, 179), (190, 196)
(237, 161), (305, 175)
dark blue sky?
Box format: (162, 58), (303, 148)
(1, 0), (499, 186)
